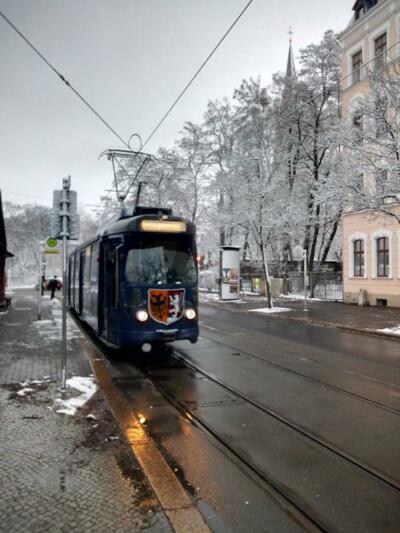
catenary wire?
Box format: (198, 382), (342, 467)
(141, 0), (255, 149)
(2, 6), (398, 212)
(0, 9), (131, 150)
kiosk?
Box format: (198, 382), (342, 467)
(220, 246), (240, 300)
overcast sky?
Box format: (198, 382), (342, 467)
(0, 0), (352, 211)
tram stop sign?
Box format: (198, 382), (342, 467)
(44, 236), (61, 255)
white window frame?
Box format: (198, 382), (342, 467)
(345, 39), (365, 89)
(349, 232), (368, 278)
(371, 228), (392, 278)
(368, 20), (390, 63)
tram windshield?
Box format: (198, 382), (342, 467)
(125, 237), (197, 285)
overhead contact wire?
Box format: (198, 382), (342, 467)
(141, 0), (255, 149)
(0, 9), (130, 150)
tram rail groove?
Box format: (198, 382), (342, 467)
(168, 347), (400, 494)
(199, 311), (400, 370)
(143, 361), (326, 532)
(199, 323), (400, 415)
(71, 312), (400, 529)
(71, 313), (322, 532)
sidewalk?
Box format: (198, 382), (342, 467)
(200, 291), (400, 340)
(0, 289), (172, 533)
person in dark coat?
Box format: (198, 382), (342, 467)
(41, 275), (46, 296)
(48, 276), (59, 299)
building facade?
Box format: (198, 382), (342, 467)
(343, 205), (400, 306)
(340, 0), (400, 306)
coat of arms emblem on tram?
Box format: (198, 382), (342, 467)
(148, 289), (185, 324)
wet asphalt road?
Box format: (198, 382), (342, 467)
(105, 303), (400, 532)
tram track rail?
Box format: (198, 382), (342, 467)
(72, 314), (323, 532)
(138, 345), (400, 531)
(166, 345), (400, 494)
(199, 323), (400, 415)
(72, 312), (400, 531)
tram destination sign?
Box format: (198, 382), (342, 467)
(140, 219), (187, 233)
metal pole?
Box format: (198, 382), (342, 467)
(37, 242), (44, 320)
(60, 177), (70, 389)
(303, 249), (308, 312)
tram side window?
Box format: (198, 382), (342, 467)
(91, 242), (99, 284)
(84, 246), (91, 286)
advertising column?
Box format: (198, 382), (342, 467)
(221, 246), (240, 300)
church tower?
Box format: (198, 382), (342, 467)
(286, 28), (296, 79)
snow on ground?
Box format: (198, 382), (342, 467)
(279, 293), (323, 302)
(16, 377), (52, 396)
(7, 285), (36, 290)
(249, 307), (292, 314)
(32, 299), (81, 343)
(376, 325), (400, 336)
(200, 292), (219, 300)
(54, 377), (98, 416)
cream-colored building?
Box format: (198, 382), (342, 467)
(340, 0), (400, 307)
(343, 205), (400, 306)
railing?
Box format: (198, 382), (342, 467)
(288, 272), (343, 301)
(199, 270), (343, 301)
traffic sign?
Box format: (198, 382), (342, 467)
(51, 188), (79, 240)
(44, 249), (60, 255)
(46, 237), (58, 248)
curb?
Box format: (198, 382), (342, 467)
(200, 300), (400, 342)
(79, 336), (210, 533)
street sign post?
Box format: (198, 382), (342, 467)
(37, 241), (45, 320)
(52, 176), (79, 389)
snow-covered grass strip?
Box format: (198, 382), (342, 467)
(249, 307), (292, 314)
(376, 325), (400, 336)
(55, 376), (98, 416)
(279, 293), (323, 301)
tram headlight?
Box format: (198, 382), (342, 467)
(184, 308), (196, 320)
(135, 310), (149, 322)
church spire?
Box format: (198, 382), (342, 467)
(286, 27), (296, 79)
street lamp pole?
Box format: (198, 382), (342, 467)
(303, 249), (308, 312)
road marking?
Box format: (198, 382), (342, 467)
(80, 337), (210, 533)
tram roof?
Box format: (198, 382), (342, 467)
(70, 207), (195, 254)
(102, 212), (195, 237)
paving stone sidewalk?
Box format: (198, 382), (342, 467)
(200, 291), (400, 338)
(0, 288), (172, 533)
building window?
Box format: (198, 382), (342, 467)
(375, 169), (389, 200)
(376, 237), (389, 277)
(353, 240), (365, 277)
(352, 50), (362, 84)
(375, 33), (387, 70)
(354, 0), (377, 20)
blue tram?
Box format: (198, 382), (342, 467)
(68, 206), (198, 351)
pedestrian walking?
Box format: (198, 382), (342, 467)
(41, 275), (47, 296)
(48, 275), (59, 299)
